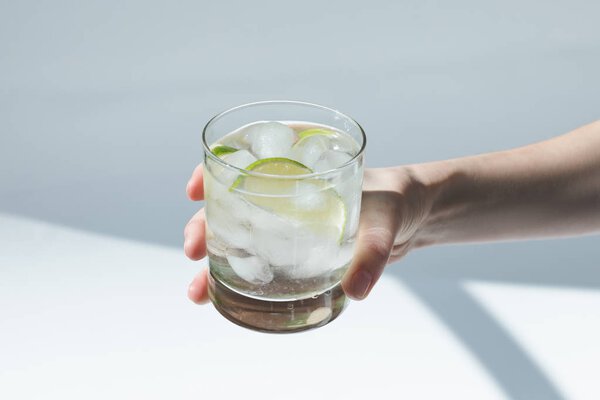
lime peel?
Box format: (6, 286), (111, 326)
(243, 157), (312, 174)
(229, 157), (312, 191)
(211, 145), (239, 157)
(297, 128), (336, 139)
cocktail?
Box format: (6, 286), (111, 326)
(202, 101), (365, 333)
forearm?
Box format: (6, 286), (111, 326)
(412, 120), (600, 246)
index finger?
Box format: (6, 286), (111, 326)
(186, 163), (205, 201)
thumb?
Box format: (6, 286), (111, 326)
(341, 191), (400, 300)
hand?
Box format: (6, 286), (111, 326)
(184, 164), (210, 304)
(185, 121), (600, 305)
(183, 165), (432, 303)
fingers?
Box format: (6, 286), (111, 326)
(187, 164), (205, 201)
(342, 191), (401, 300)
(185, 164), (206, 259)
(184, 208), (207, 260)
(188, 268), (210, 304)
(185, 163), (210, 305)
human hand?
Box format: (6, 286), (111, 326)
(183, 164), (432, 303)
(186, 121), (600, 305)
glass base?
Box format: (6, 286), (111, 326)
(208, 271), (348, 333)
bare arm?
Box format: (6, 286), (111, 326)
(184, 120), (600, 302)
(413, 120), (600, 247)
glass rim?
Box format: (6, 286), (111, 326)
(201, 100), (366, 180)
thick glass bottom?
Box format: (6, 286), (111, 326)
(208, 271), (348, 333)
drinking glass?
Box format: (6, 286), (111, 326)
(202, 101), (366, 333)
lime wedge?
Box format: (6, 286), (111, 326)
(231, 157), (346, 242)
(211, 145), (238, 158)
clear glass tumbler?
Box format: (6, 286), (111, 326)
(202, 101), (365, 333)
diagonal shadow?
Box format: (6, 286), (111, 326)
(399, 275), (566, 400)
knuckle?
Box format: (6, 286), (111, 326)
(185, 242), (201, 260)
(184, 210), (205, 237)
(362, 227), (393, 262)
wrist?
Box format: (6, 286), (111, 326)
(404, 159), (464, 249)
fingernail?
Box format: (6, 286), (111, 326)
(349, 270), (372, 300)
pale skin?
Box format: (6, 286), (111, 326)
(184, 120), (600, 303)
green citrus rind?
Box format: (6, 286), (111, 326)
(211, 145), (239, 158)
(297, 128), (336, 139)
(229, 157), (312, 190)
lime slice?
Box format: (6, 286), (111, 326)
(230, 157), (310, 191)
(231, 157), (346, 242)
(297, 128), (336, 139)
(294, 128), (336, 149)
(211, 145), (238, 158)
(243, 157), (310, 176)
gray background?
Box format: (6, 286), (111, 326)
(1, 1), (599, 398)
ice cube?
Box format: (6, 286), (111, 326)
(227, 197), (255, 224)
(219, 127), (251, 150)
(205, 226), (227, 258)
(289, 236), (355, 280)
(244, 200), (300, 235)
(246, 122), (296, 159)
(252, 228), (311, 267)
(225, 149), (257, 169)
(293, 191), (326, 211)
(331, 132), (360, 154)
(335, 173), (363, 240)
(226, 254), (273, 284)
(333, 242), (354, 270)
(206, 198), (253, 249)
(313, 150), (353, 172)
(290, 240), (340, 279)
(233, 198), (304, 267)
(290, 135), (329, 168)
(343, 194), (361, 240)
(291, 181), (326, 211)
(207, 150), (257, 188)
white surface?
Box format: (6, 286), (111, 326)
(0, 213), (505, 399)
(467, 282), (600, 400)
(3, 215), (600, 399)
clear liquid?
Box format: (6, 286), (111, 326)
(204, 121), (362, 332)
(208, 248), (347, 301)
(208, 271), (348, 333)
